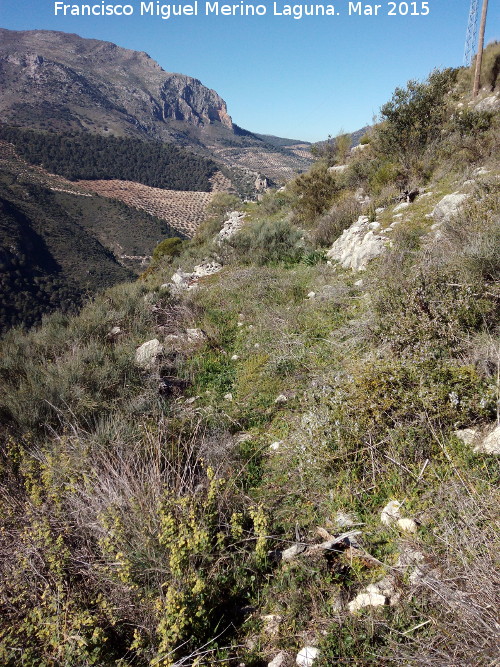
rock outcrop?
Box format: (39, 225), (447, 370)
(326, 215), (386, 271)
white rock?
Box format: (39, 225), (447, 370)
(224, 393), (233, 402)
(368, 221), (380, 230)
(354, 279), (363, 287)
(393, 202), (409, 212)
(231, 354), (240, 361)
(474, 424), (500, 455)
(454, 428), (478, 446)
(193, 260), (223, 277)
(275, 394), (288, 404)
(474, 94), (500, 112)
(431, 193), (468, 222)
(381, 500), (402, 526)
(296, 647), (319, 667)
(328, 164), (348, 173)
(334, 510), (357, 528)
(375, 207), (385, 214)
(397, 518), (418, 534)
(186, 328), (207, 342)
(306, 291), (316, 299)
(270, 441), (282, 451)
(268, 652), (291, 667)
(261, 614), (283, 635)
(348, 592), (386, 613)
(366, 575), (397, 598)
(218, 211), (246, 244)
(326, 215), (386, 271)
(135, 339), (163, 369)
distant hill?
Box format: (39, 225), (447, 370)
(254, 133), (312, 148)
(0, 140), (184, 333)
(0, 28), (313, 183)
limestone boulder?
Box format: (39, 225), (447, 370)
(135, 339), (163, 369)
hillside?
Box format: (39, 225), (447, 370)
(0, 139), (186, 332)
(0, 45), (499, 667)
(0, 28), (313, 183)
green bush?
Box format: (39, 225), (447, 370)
(226, 218), (304, 266)
(152, 237), (185, 263)
(312, 195), (361, 247)
(290, 163), (340, 224)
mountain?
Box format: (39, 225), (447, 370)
(0, 28), (313, 183)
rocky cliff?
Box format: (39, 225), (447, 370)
(0, 28), (233, 137)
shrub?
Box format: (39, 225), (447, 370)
(226, 218), (304, 266)
(290, 163), (340, 225)
(312, 195), (361, 247)
(152, 237), (184, 263)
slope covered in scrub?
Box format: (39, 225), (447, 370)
(0, 49), (499, 666)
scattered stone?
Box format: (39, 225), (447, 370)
(237, 321), (244, 327)
(354, 279), (363, 287)
(270, 441), (283, 451)
(368, 221), (380, 230)
(474, 93), (500, 112)
(184, 396), (198, 405)
(431, 193), (468, 222)
(186, 328), (207, 342)
(296, 647), (320, 667)
(306, 291), (316, 299)
(217, 211), (246, 244)
(231, 354), (240, 361)
(334, 510), (358, 528)
(254, 343), (260, 349)
(282, 543), (307, 561)
(393, 201), (409, 212)
(328, 164), (348, 174)
(474, 424), (500, 455)
(455, 428), (479, 446)
(106, 326), (122, 341)
(275, 394), (288, 404)
(366, 575), (397, 599)
(397, 518), (418, 534)
(375, 207), (385, 214)
(348, 591), (386, 613)
(193, 260), (223, 277)
(261, 614), (283, 635)
(168, 260), (223, 292)
(135, 339), (163, 369)
(224, 393), (233, 402)
(473, 167), (490, 176)
(268, 652), (293, 667)
(353, 187), (370, 206)
(380, 500), (402, 526)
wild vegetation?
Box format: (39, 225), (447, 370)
(0, 46), (499, 666)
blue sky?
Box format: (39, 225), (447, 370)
(1, 1), (498, 141)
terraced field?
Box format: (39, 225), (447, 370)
(211, 145), (313, 182)
(76, 179), (215, 237)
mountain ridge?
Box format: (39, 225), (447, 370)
(0, 28), (314, 182)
